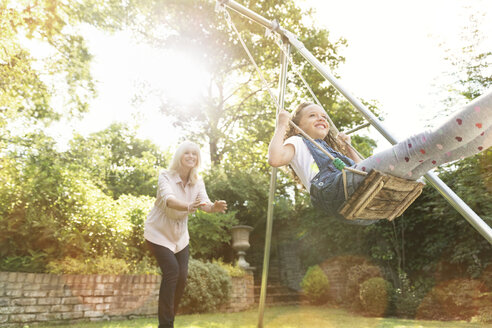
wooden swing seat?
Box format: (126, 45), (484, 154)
(338, 169), (425, 221)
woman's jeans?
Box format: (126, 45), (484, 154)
(146, 240), (189, 328)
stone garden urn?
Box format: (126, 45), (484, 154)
(231, 225), (253, 269)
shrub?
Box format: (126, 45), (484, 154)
(416, 279), (487, 321)
(471, 307), (492, 324)
(179, 259), (231, 313)
(360, 277), (392, 316)
(128, 255), (160, 275)
(0, 251), (48, 273)
(113, 194), (154, 261)
(481, 265), (492, 290)
(393, 273), (431, 318)
(188, 210), (237, 260)
(300, 265), (330, 304)
(46, 256), (130, 275)
(346, 261), (381, 308)
(213, 258), (246, 278)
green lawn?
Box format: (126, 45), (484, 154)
(34, 305), (492, 328)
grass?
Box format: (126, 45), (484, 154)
(34, 305), (492, 328)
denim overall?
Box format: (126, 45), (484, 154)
(303, 137), (378, 225)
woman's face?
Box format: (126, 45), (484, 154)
(180, 148), (198, 170)
(297, 104), (330, 139)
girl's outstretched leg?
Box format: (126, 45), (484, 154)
(411, 125), (492, 177)
(353, 89), (492, 180)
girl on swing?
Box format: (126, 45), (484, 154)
(268, 90), (492, 224)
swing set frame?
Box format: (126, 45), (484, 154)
(215, 1), (492, 327)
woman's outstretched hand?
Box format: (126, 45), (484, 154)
(187, 199), (202, 213)
(211, 200), (227, 213)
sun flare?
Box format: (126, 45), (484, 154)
(140, 48), (210, 106)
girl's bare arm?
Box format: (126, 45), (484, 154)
(268, 110), (295, 167)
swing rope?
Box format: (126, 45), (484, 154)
(270, 35), (367, 160)
(220, 6), (367, 200)
(219, 1), (366, 161)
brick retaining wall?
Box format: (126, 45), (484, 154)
(0, 271), (254, 327)
(222, 272), (255, 312)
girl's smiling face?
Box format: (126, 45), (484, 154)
(297, 104), (330, 139)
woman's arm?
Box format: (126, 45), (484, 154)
(200, 200), (227, 213)
(157, 172), (201, 212)
(194, 180), (227, 213)
(268, 109), (295, 167)
(167, 196), (201, 212)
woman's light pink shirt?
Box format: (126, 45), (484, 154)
(144, 170), (210, 253)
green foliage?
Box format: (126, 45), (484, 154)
(441, 12), (492, 102)
(42, 255), (159, 276)
(392, 272), (431, 319)
(0, 133), (101, 265)
(345, 261), (382, 307)
(203, 167), (296, 243)
(203, 168), (273, 227)
(359, 277), (392, 316)
(0, 0), (96, 127)
(416, 279), (487, 321)
(0, 251), (47, 273)
(300, 265), (330, 305)
(128, 255), (160, 276)
(0, 131), (157, 271)
(212, 259), (247, 278)
(46, 256), (130, 275)
(67, 123), (169, 199)
(180, 259), (232, 314)
(471, 307), (492, 324)
(296, 152), (491, 308)
(481, 264), (492, 290)
(188, 209), (238, 260)
(350, 135), (378, 159)
(396, 154), (492, 279)
(132, 0), (377, 168)
(113, 194), (155, 262)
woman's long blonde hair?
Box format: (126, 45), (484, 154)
(168, 141), (201, 185)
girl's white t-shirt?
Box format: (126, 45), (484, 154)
(284, 136), (319, 191)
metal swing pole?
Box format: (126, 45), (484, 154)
(257, 43), (291, 328)
(219, 0), (492, 245)
(277, 31), (492, 245)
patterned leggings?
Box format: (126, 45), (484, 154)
(353, 89), (492, 180)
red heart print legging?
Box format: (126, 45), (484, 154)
(353, 89), (492, 180)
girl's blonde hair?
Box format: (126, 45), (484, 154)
(168, 141), (201, 185)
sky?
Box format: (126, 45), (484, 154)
(309, 0), (492, 148)
(47, 0), (492, 154)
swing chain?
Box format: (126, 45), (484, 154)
(221, 5), (366, 177)
(215, 0), (228, 13)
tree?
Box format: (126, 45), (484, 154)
(0, 1), (96, 126)
(0, 132), (111, 270)
(0, 130), (164, 272)
(347, 6), (492, 289)
(67, 123), (170, 199)
(127, 0), (376, 166)
(440, 9), (492, 105)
